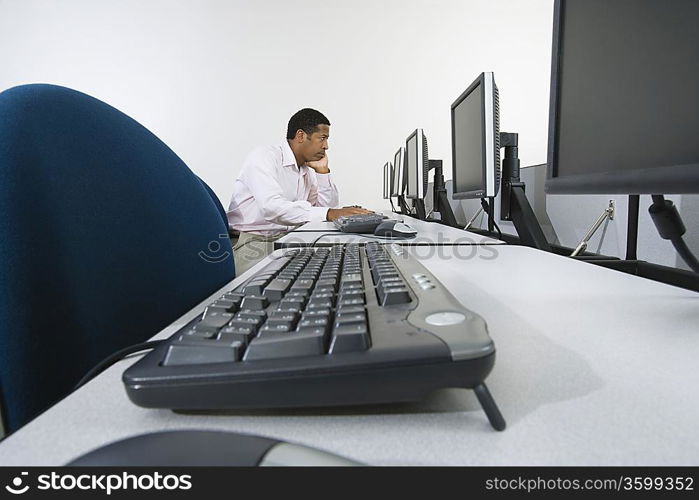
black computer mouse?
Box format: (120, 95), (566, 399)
(66, 430), (361, 466)
(373, 220), (417, 238)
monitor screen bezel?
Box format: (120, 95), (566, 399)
(451, 72), (499, 199)
(382, 162), (391, 199)
(545, 0), (699, 194)
(405, 129), (426, 200)
(391, 147), (405, 197)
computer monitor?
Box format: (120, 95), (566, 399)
(382, 162), (392, 200)
(546, 0), (699, 194)
(405, 129), (429, 200)
(391, 147), (405, 198)
(451, 72), (500, 199)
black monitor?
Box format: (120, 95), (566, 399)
(451, 72), (501, 199)
(547, 0), (699, 278)
(546, 0), (699, 194)
(382, 161), (392, 200)
(405, 129), (429, 201)
(391, 147), (405, 198)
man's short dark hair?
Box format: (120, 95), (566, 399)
(286, 108), (330, 140)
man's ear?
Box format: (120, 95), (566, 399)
(294, 129), (306, 143)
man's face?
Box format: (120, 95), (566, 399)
(298, 124), (329, 163)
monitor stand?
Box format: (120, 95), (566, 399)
(427, 160), (459, 227)
(499, 132), (552, 252)
(414, 199), (427, 220)
(397, 195), (411, 216)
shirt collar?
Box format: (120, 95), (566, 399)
(280, 140), (309, 176)
(280, 140), (300, 169)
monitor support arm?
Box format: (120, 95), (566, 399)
(427, 159), (459, 227)
(397, 195), (411, 216)
(414, 198), (427, 220)
(499, 132), (552, 251)
(571, 200), (615, 256)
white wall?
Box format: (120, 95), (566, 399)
(0, 0), (555, 209)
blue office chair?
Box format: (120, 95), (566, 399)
(0, 84), (235, 434)
(196, 175), (228, 228)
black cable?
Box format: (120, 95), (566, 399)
(275, 229), (413, 258)
(74, 340), (165, 391)
(671, 238), (699, 273)
(269, 249), (304, 260)
(491, 220), (503, 241)
(626, 194), (640, 260)
(311, 232), (341, 246)
(649, 195), (699, 273)
(480, 198), (502, 240)
(311, 232), (413, 246)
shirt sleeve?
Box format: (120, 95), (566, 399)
(306, 169), (340, 211)
(239, 150), (329, 225)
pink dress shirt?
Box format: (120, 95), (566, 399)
(227, 140), (340, 235)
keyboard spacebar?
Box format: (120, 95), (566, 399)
(242, 331), (326, 361)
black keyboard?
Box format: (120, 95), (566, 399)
(122, 243), (505, 430)
(333, 213), (387, 233)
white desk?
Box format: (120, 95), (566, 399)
(286, 220), (339, 232)
(275, 216), (503, 248)
(1, 247), (698, 465)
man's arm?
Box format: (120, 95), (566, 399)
(306, 154), (340, 209)
(305, 154), (372, 221)
(240, 151), (328, 225)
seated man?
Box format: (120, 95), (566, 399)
(227, 108), (370, 274)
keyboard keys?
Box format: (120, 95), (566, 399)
(263, 317), (298, 331)
(228, 317), (264, 333)
(236, 310), (267, 323)
(191, 323), (223, 337)
(315, 278), (338, 291)
(334, 311), (366, 324)
(240, 295), (269, 310)
(329, 323), (370, 353)
(198, 309), (234, 328)
(280, 296), (306, 309)
(290, 279), (315, 292)
(301, 307), (331, 317)
(337, 296), (364, 307)
(341, 273), (362, 283)
(263, 278), (292, 301)
(219, 325), (256, 344)
(335, 304), (365, 315)
(159, 243), (412, 367)
(163, 339), (244, 366)
(268, 311), (299, 322)
(223, 292), (245, 304)
(243, 331), (327, 361)
(202, 304), (230, 316)
(274, 306), (302, 315)
(298, 316), (330, 334)
(182, 326), (218, 339)
(338, 289), (365, 302)
(307, 297), (333, 309)
(380, 287), (411, 305)
(259, 322), (294, 333)
(210, 299), (239, 313)
(243, 280), (268, 295)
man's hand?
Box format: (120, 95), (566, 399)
(326, 207), (373, 221)
(305, 154), (330, 174)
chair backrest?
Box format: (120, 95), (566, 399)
(196, 176), (228, 228)
(0, 84), (235, 433)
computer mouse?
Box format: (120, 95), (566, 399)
(66, 430), (362, 466)
(373, 220), (417, 238)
